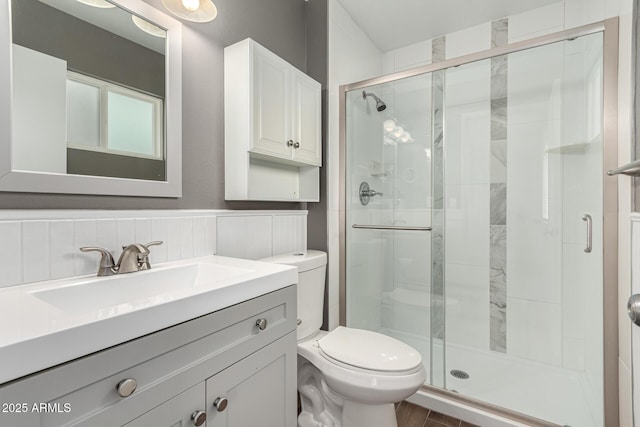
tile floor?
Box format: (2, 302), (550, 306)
(396, 401), (480, 427)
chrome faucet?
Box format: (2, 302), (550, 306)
(80, 241), (163, 276)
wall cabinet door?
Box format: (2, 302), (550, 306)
(292, 72), (322, 166)
(206, 333), (297, 427)
(252, 48), (291, 160)
(124, 383), (206, 427)
(249, 42), (321, 167)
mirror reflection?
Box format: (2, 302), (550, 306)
(11, 0), (167, 181)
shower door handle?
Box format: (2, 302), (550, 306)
(582, 214), (592, 253)
(628, 294), (640, 327)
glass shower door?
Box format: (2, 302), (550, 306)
(442, 33), (604, 426)
(345, 72), (438, 382)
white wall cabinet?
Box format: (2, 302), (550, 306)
(225, 38), (321, 201)
(0, 286), (297, 427)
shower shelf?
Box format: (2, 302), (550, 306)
(608, 159), (640, 177)
(544, 143), (589, 154)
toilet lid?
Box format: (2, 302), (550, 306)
(318, 327), (422, 372)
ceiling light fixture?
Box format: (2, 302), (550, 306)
(75, 0), (116, 8)
(132, 15), (166, 38)
(160, 0), (218, 23)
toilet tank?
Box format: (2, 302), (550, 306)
(259, 251), (327, 341)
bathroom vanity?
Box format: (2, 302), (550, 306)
(0, 256), (298, 426)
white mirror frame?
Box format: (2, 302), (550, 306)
(0, 0), (182, 197)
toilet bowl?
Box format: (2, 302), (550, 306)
(260, 250), (426, 427)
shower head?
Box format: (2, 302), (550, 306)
(362, 91), (387, 112)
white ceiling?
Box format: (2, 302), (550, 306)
(336, 0), (561, 52)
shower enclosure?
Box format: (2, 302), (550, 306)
(340, 20), (618, 427)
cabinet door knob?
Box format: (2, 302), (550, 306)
(287, 140), (294, 147)
(191, 410), (207, 426)
(116, 378), (137, 398)
(213, 397), (229, 412)
(255, 318), (268, 330)
(293, 141), (300, 149)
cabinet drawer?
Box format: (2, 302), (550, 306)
(0, 286), (296, 427)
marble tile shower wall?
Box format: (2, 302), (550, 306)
(430, 38), (445, 340)
(489, 19), (509, 353)
(0, 210), (307, 288)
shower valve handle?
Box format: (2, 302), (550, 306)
(361, 189), (382, 197)
(359, 181), (383, 206)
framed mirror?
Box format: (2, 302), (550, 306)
(0, 0), (182, 197)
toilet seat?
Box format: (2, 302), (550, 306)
(318, 326), (422, 372)
(297, 328), (427, 404)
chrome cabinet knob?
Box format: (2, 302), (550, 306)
(628, 294), (640, 327)
(213, 397), (228, 412)
(191, 410), (207, 426)
(255, 318), (267, 331)
(116, 378), (137, 398)
(286, 140), (294, 147)
(293, 141), (300, 149)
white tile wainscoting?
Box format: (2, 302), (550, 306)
(0, 210), (307, 288)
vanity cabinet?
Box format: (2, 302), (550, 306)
(124, 383), (205, 427)
(224, 38), (321, 202)
(0, 286), (297, 427)
(205, 336), (294, 426)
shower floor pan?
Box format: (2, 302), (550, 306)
(380, 328), (600, 427)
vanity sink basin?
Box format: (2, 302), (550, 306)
(31, 262), (252, 315)
(0, 255), (297, 384)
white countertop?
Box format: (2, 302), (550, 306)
(0, 255), (297, 384)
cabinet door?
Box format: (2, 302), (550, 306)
(124, 383), (206, 427)
(206, 332), (296, 427)
(252, 47), (291, 160)
(292, 71), (322, 166)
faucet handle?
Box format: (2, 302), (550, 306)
(80, 247), (116, 276)
(138, 241), (163, 270)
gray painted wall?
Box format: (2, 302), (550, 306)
(304, 0), (329, 329)
(306, 0), (328, 254)
(0, 0), (327, 215)
(67, 149), (166, 181)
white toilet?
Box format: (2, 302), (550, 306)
(260, 250), (426, 427)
